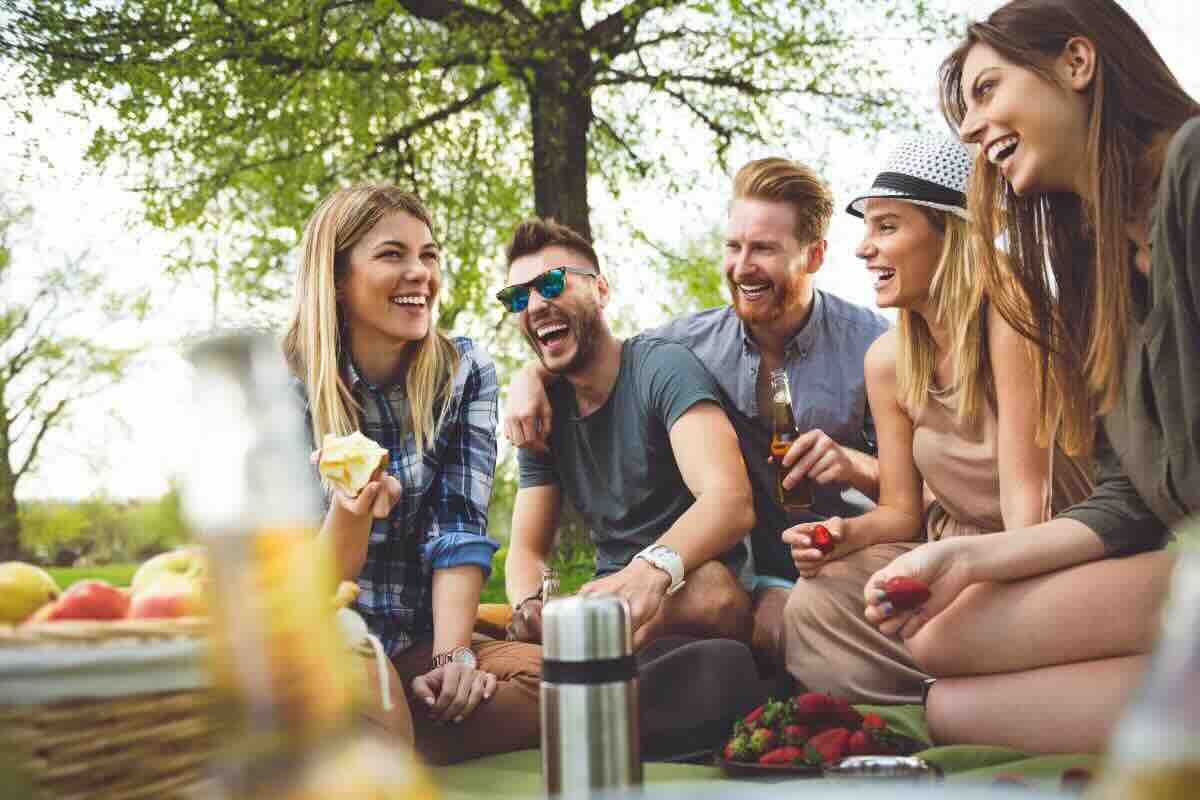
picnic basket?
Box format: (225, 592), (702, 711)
(0, 618), (215, 800)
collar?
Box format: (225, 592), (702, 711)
(738, 289), (825, 357)
(344, 356), (405, 396)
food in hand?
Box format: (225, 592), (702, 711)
(318, 431), (389, 497)
(29, 579), (129, 622)
(0, 562), (60, 624)
(881, 576), (931, 611)
(810, 524), (835, 555)
(131, 547), (207, 594)
(128, 574), (208, 619)
(332, 580), (360, 610)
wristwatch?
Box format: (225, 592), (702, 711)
(431, 646), (478, 670)
(634, 543), (686, 595)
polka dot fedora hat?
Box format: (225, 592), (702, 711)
(847, 134), (972, 220)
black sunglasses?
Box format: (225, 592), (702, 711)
(496, 266), (597, 313)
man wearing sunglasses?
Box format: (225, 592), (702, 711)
(500, 217), (760, 649)
(504, 159), (890, 672)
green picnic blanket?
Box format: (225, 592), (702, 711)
(430, 705), (1099, 798)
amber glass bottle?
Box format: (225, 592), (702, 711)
(768, 368), (812, 511)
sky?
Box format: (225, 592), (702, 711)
(2, 0), (1198, 501)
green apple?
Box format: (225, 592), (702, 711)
(131, 547), (207, 594)
(0, 562), (60, 624)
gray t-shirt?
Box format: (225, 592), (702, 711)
(518, 334), (743, 576)
(1060, 116), (1200, 554)
(649, 291), (890, 580)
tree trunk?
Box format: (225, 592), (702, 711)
(527, 48), (594, 240)
(0, 466), (20, 562)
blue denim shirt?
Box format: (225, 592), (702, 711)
(303, 337), (499, 657)
(650, 291), (889, 580)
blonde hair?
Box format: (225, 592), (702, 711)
(283, 185), (459, 453)
(895, 210), (995, 429)
(732, 158), (834, 245)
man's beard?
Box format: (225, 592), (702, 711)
(729, 269), (807, 325)
(524, 303), (602, 376)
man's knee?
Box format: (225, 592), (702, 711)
(671, 561), (751, 638)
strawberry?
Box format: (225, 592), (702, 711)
(846, 730), (874, 756)
(742, 703), (765, 730)
(805, 727), (851, 765)
(881, 576), (931, 611)
(792, 692), (838, 719)
(749, 728), (776, 755)
(758, 745), (805, 765)
(810, 524), (835, 555)
(829, 696), (863, 727)
(782, 724), (811, 745)
(723, 734), (753, 762)
(862, 712), (886, 731)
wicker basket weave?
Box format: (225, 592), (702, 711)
(0, 619), (217, 800)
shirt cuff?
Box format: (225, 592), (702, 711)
(424, 532), (500, 579)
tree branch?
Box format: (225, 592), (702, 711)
(587, 0), (687, 51)
(368, 80), (502, 160)
(15, 396), (67, 481)
(393, 0), (501, 29)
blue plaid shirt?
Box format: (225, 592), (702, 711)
(305, 337), (499, 657)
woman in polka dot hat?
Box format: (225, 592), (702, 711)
(779, 132), (1090, 711)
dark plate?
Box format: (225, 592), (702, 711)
(713, 734), (927, 778)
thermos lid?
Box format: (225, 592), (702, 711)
(542, 594), (632, 663)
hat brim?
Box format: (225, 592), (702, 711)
(846, 189), (969, 220)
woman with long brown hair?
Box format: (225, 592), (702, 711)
(284, 185), (541, 763)
(863, 0), (1199, 753)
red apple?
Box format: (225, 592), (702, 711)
(32, 579), (129, 621)
(128, 575), (207, 619)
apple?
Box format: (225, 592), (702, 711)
(0, 562), (60, 624)
(128, 574), (207, 619)
(131, 547), (208, 595)
(319, 431), (388, 497)
(29, 579), (129, 622)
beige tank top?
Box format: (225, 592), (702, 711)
(907, 386), (1092, 540)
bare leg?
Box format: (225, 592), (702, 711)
(907, 550), (1174, 677)
(926, 655), (1146, 754)
(634, 561), (752, 648)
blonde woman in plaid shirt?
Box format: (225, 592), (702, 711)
(284, 185), (540, 764)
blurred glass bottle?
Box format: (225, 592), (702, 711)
(1087, 542), (1200, 800)
(181, 331), (435, 800)
(768, 368), (812, 512)
(541, 566), (560, 605)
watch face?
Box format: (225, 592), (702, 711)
(453, 648), (478, 669)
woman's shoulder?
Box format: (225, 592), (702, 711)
(446, 335), (497, 392)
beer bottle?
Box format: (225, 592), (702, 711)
(181, 331), (435, 800)
(1086, 541), (1200, 800)
(768, 368), (812, 512)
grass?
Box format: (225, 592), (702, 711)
(46, 563), (138, 589)
(43, 549), (599, 602)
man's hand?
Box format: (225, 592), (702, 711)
(506, 597), (544, 643)
(312, 450), (402, 519)
(577, 558), (671, 635)
(778, 429), (855, 488)
(502, 364), (553, 452)
(411, 662), (498, 724)
(782, 517), (851, 578)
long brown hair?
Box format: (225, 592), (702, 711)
(283, 185), (459, 453)
(939, 0), (1199, 455)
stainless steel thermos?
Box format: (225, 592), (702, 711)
(541, 594), (642, 796)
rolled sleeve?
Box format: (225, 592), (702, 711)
(422, 346), (500, 579)
(1060, 431), (1168, 556)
